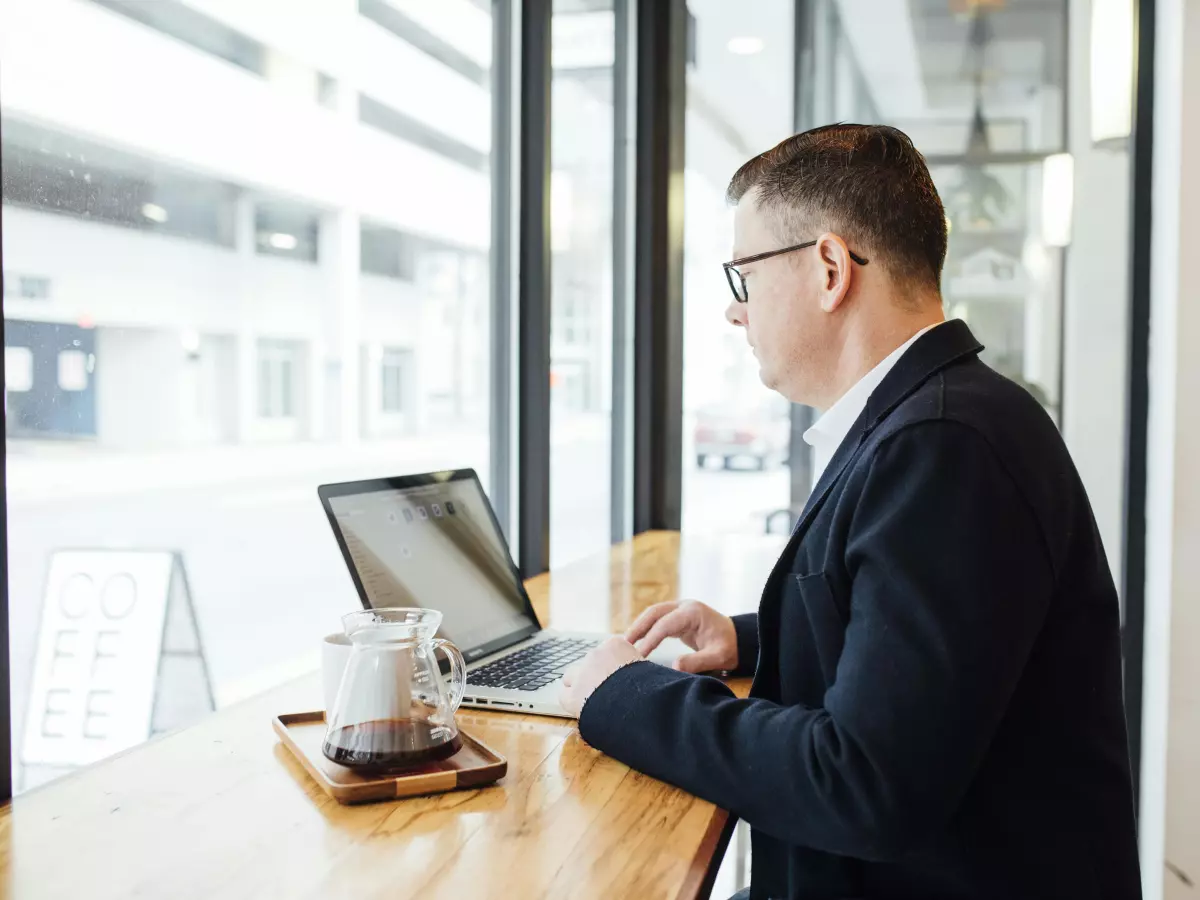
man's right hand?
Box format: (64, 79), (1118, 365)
(624, 600), (739, 674)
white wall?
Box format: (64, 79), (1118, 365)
(1061, 0), (1132, 581)
(95, 329), (187, 448)
(359, 273), (422, 344)
(1139, 0), (1200, 896)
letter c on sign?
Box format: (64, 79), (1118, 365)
(101, 573), (137, 619)
(59, 573), (94, 619)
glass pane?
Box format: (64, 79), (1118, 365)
(816, 0), (1067, 155)
(56, 350), (89, 392)
(934, 161), (1062, 421)
(3, 0), (495, 792)
(5, 345), (33, 392)
(549, 0), (616, 568)
(803, 0), (1071, 439)
(682, 0), (798, 539)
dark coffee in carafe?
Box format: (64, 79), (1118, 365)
(322, 718), (463, 770)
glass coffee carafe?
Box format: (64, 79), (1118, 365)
(322, 608), (467, 771)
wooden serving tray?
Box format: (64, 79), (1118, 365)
(273, 711), (507, 805)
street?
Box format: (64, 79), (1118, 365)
(5, 421), (792, 787)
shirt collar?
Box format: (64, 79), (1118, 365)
(803, 322), (942, 454)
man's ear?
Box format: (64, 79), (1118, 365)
(814, 232), (854, 313)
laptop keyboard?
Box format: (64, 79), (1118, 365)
(466, 638), (599, 692)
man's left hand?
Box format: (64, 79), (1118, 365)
(559, 636), (643, 718)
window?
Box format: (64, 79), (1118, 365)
(797, 0), (1069, 430)
(1, 120), (239, 248)
(682, 0), (797, 537)
(360, 225), (417, 280)
(256, 340), (298, 419)
(2, 0), (495, 793)
(933, 161), (1063, 420)
(254, 201), (320, 263)
(3, 275), (51, 300)
(5, 346), (33, 392)
(682, 0), (1073, 540)
(380, 348), (408, 413)
(549, 0), (618, 569)
(56, 350), (89, 392)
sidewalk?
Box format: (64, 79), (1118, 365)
(4, 413), (613, 504)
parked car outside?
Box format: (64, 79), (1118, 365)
(694, 396), (791, 471)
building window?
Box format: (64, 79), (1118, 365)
(361, 225), (417, 280)
(57, 350), (89, 392)
(255, 201), (320, 262)
(3, 275), (51, 300)
(5, 346), (34, 392)
(380, 348), (408, 414)
(1, 123), (239, 248)
(257, 340), (298, 419)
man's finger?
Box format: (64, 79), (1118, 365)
(672, 648), (726, 674)
(634, 608), (687, 657)
(562, 664), (579, 688)
(624, 601), (680, 643)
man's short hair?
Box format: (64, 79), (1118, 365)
(727, 124), (947, 290)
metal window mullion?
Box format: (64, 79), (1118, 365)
(611, 0), (637, 545)
(632, 0), (687, 534)
(789, 0), (817, 516)
(490, 0), (517, 545)
(1120, 0), (1156, 810)
(0, 198), (11, 802)
(516, 0), (553, 576)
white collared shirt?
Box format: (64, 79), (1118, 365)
(803, 323), (941, 488)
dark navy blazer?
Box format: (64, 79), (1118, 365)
(580, 320), (1141, 899)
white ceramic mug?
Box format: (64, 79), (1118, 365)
(322, 632), (354, 714)
(321, 628), (414, 719)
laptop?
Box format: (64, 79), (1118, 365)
(317, 469), (685, 717)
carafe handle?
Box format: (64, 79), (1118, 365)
(431, 638), (467, 713)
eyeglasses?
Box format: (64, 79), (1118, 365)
(723, 240), (869, 304)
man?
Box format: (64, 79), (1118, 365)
(559, 125), (1141, 899)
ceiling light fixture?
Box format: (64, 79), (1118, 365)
(1041, 153), (1075, 247)
(141, 202), (169, 223)
(268, 232), (299, 250)
(727, 36), (764, 55)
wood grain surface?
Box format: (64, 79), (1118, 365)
(273, 712), (508, 804)
(0, 531), (784, 900)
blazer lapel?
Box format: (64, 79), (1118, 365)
(750, 320), (985, 698)
(772, 320), (986, 575)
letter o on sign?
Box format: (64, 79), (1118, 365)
(101, 573), (137, 620)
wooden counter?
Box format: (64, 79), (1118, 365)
(0, 531), (785, 900)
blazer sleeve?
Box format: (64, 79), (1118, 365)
(730, 612), (759, 676)
(578, 420), (1055, 861)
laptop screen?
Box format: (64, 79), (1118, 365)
(321, 473), (540, 663)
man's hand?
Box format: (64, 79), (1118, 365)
(559, 636), (642, 719)
(624, 600), (738, 674)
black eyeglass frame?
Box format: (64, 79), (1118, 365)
(722, 240), (870, 303)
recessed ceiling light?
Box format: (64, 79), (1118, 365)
(268, 232), (298, 250)
(727, 36), (764, 55)
(141, 202), (169, 223)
